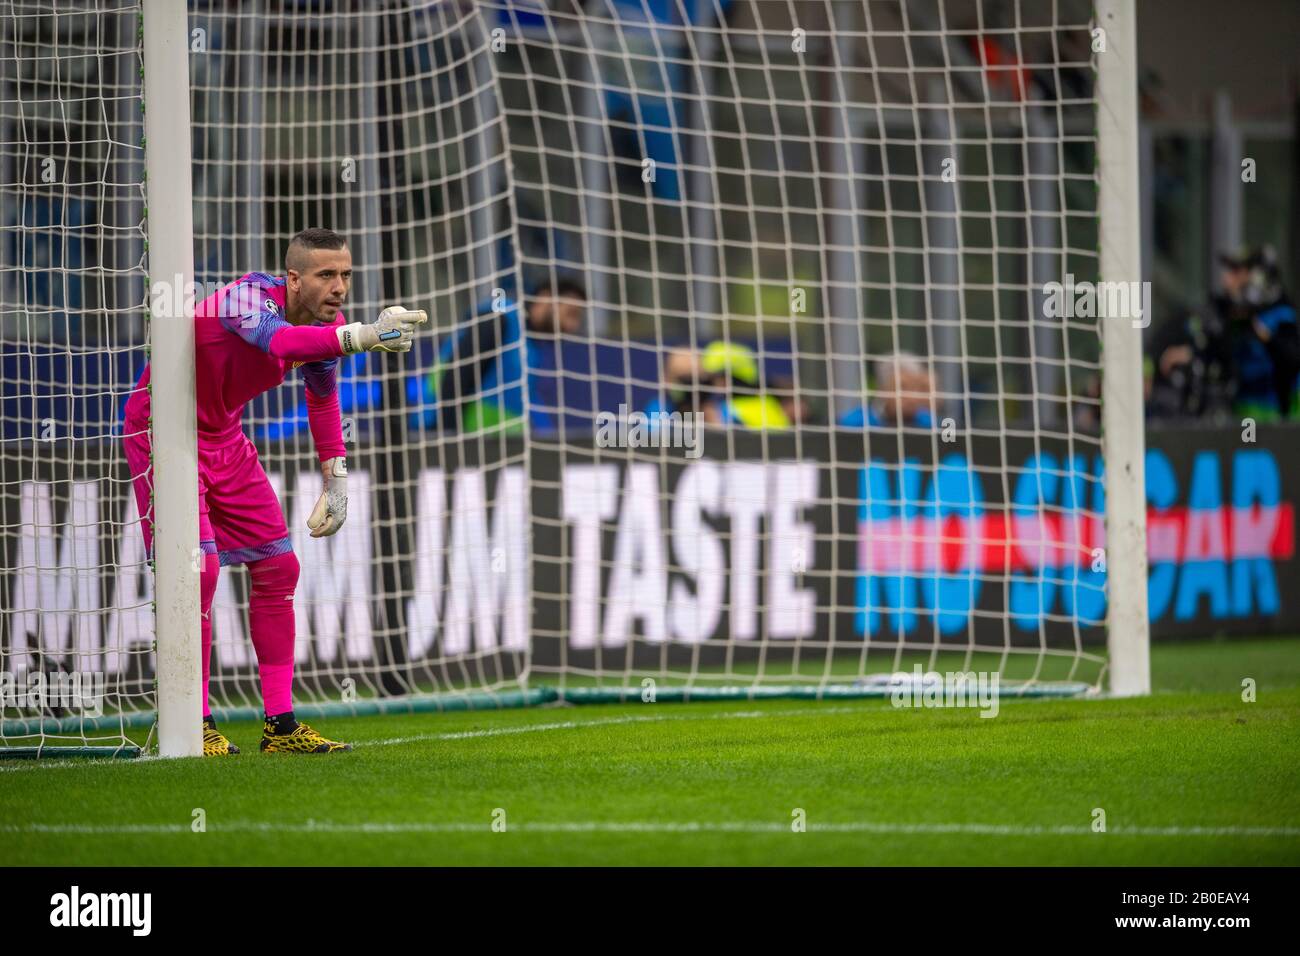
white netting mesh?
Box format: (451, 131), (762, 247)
(488, 0), (1108, 690)
(1, 0), (152, 748)
(187, 3), (527, 715)
(2, 0), (1118, 751)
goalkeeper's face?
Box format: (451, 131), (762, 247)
(288, 247), (354, 323)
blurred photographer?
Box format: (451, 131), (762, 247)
(1152, 246), (1298, 421)
(1228, 246), (1299, 420)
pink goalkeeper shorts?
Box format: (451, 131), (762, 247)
(123, 425), (292, 568)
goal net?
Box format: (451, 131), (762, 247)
(0, 0), (1145, 754)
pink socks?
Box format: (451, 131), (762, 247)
(200, 551), (218, 717)
(247, 551), (301, 716)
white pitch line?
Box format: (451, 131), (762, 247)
(0, 753), (165, 774)
(4, 820), (1298, 838)
(0, 704), (878, 773)
(368, 703), (872, 746)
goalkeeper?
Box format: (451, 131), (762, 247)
(122, 228), (426, 756)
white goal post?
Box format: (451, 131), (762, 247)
(0, 0), (1149, 758)
(1095, 0), (1151, 697)
(143, 0), (202, 757)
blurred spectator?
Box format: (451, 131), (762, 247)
(839, 352), (936, 429)
(600, 0), (735, 200)
(1148, 296), (1235, 422)
(1152, 246), (1298, 421)
(647, 340), (780, 429)
(1230, 246), (1299, 420)
(413, 276), (586, 432)
(643, 346), (702, 420)
(770, 374), (814, 426)
(701, 341), (791, 429)
(644, 341), (790, 428)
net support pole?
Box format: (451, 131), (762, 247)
(467, 18), (499, 309)
(687, 24), (721, 341)
(364, 4), (411, 697)
(356, 13), (385, 324)
(1208, 90), (1243, 289)
(578, 31), (614, 337)
(824, 6), (863, 420)
(1139, 121), (1154, 286)
(1028, 106), (1062, 428)
(1096, 0), (1150, 697)
(238, 2), (266, 270)
(924, 79), (960, 423)
(143, 0), (202, 755)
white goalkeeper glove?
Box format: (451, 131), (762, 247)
(336, 306), (428, 355)
(307, 457), (348, 538)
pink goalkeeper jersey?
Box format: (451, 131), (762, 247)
(125, 272), (347, 461)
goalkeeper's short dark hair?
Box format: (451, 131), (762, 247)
(286, 228), (348, 269)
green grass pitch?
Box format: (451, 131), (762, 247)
(3, 637), (1299, 866)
